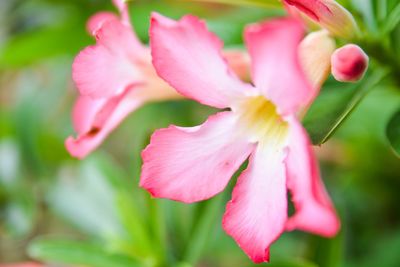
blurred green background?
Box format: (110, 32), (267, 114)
(1, 0), (400, 266)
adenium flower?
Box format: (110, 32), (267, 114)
(284, 0), (359, 39)
(331, 44), (369, 82)
(66, 0), (249, 158)
(140, 13), (340, 263)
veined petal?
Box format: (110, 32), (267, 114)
(72, 20), (143, 98)
(285, 116), (340, 237)
(140, 112), (255, 203)
(245, 18), (312, 115)
(223, 144), (287, 263)
(150, 13), (252, 109)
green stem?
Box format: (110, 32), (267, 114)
(182, 194), (225, 265)
(148, 198), (169, 267)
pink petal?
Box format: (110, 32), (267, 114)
(86, 12), (119, 35)
(223, 145), (287, 263)
(245, 18), (313, 114)
(72, 95), (106, 135)
(150, 13), (252, 109)
(140, 112), (255, 203)
(285, 116), (340, 237)
(72, 20), (143, 98)
(66, 88), (143, 159)
(112, 0), (130, 25)
(222, 49), (251, 82)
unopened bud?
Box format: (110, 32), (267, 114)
(299, 30), (336, 90)
(331, 44), (369, 82)
(284, 0), (359, 39)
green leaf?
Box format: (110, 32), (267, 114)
(304, 69), (388, 145)
(183, 194), (225, 264)
(28, 238), (141, 267)
(383, 2), (400, 33)
(0, 19), (90, 68)
(386, 108), (400, 157)
(48, 156), (125, 239)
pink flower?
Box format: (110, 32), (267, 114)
(284, 0), (358, 39)
(140, 13), (340, 263)
(331, 44), (369, 82)
(66, 1), (251, 159)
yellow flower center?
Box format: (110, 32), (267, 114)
(235, 96), (289, 146)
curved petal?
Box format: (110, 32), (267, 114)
(223, 144), (287, 263)
(86, 12), (119, 35)
(140, 112), (255, 203)
(72, 20), (144, 98)
(150, 13), (252, 109)
(245, 18), (312, 114)
(72, 95), (106, 135)
(66, 88), (143, 159)
(285, 116), (340, 237)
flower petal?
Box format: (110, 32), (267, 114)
(66, 88), (143, 159)
(223, 145), (287, 263)
(86, 12), (119, 35)
(285, 116), (340, 237)
(112, 0), (130, 24)
(72, 20), (143, 98)
(245, 18), (312, 114)
(140, 112), (255, 203)
(150, 13), (252, 109)
(71, 95), (106, 135)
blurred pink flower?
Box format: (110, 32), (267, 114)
(331, 44), (369, 82)
(140, 13), (340, 263)
(284, 0), (358, 39)
(66, 1), (250, 158)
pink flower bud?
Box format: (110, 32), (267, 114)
(331, 44), (369, 82)
(284, 0), (359, 39)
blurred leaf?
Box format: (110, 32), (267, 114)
(3, 190), (37, 237)
(28, 238), (141, 267)
(0, 139), (20, 187)
(386, 108), (400, 157)
(0, 19), (90, 68)
(183, 194), (225, 264)
(383, 2), (400, 33)
(265, 260), (318, 267)
(115, 191), (153, 257)
(48, 155), (125, 239)
(304, 69), (388, 145)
